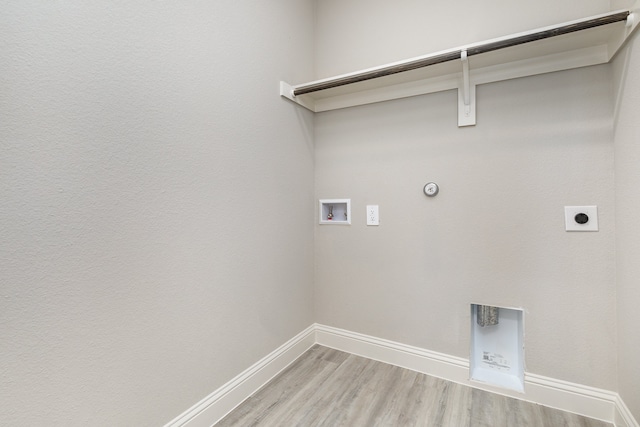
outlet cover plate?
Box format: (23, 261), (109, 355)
(367, 205), (379, 226)
(565, 206), (598, 231)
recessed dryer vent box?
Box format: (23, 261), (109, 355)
(319, 199), (351, 225)
(470, 304), (524, 393)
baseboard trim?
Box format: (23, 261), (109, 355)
(315, 324), (633, 426)
(166, 323), (637, 427)
(314, 323), (470, 385)
(523, 373), (618, 425)
(164, 325), (316, 427)
(615, 394), (640, 427)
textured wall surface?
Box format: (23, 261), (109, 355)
(2, 0), (638, 425)
(314, 0), (617, 391)
(0, 1), (315, 425)
(314, 0), (611, 78)
(613, 33), (640, 421)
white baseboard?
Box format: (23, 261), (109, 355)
(164, 325), (316, 427)
(314, 324), (471, 385)
(315, 324), (636, 427)
(166, 323), (637, 427)
(615, 394), (640, 427)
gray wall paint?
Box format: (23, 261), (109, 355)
(314, 0), (617, 391)
(314, 69), (617, 390)
(314, 0), (610, 78)
(2, 0), (638, 424)
(613, 34), (640, 421)
(0, 2), (315, 425)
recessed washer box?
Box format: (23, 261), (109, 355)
(319, 199), (351, 225)
(565, 206), (598, 231)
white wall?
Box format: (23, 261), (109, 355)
(612, 32), (640, 421)
(314, 0), (617, 391)
(0, 1), (315, 425)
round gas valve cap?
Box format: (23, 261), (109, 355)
(424, 182), (439, 197)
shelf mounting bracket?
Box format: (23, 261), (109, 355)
(458, 50), (476, 127)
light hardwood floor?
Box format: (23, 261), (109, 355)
(216, 345), (611, 427)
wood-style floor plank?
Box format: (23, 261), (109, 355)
(216, 345), (611, 427)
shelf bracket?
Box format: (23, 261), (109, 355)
(458, 50), (476, 127)
(280, 81), (316, 112)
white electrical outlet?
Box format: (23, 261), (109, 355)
(565, 206), (598, 231)
(367, 205), (379, 226)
